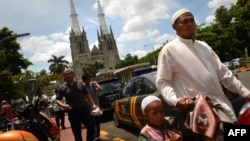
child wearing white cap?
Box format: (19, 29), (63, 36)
(139, 95), (182, 141)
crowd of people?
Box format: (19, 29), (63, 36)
(0, 69), (103, 141)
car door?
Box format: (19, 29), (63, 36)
(132, 77), (159, 128)
(121, 77), (154, 129)
(113, 79), (136, 127)
(126, 77), (148, 128)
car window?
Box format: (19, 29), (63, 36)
(134, 77), (146, 95)
(99, 79), (123, 93)
(144, 78), (157, 93)
(122, 80), (134, 97)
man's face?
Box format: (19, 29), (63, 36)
(173, 12), (196, 39)
(63, 71), (74, 82)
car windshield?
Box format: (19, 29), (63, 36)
(99, 80), (123, 93)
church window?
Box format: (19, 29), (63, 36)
(78, 41), (84, 53)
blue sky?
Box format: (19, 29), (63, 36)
(0, 0), (237, 73)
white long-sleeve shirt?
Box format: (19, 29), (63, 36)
(51, 94), (65, 111)
(156, 36), (250, 123)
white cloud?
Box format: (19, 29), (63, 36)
(206, 15), (215, 24)
(155, 33), (175, 45)
(208, 0), (237, 10)
(100, 0), (169, 44)
(131, 50), (148, 59)
(2, 0), (237, 73)
(20, 34), (71, 65)
(204, 0), (237, 25)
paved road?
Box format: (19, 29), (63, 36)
(57, 71), (250, 141)
(237, 71), (250, 89)
(52, 116), (87, 141)
(100, 114), (140, 141)
(53, 115), (123, 141)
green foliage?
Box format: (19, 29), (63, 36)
(0, 27), (32, 101)
(195, 1), (250, 62)
(0, 27), (32, 75)
(36, 69), (50, 87)
(82, 61), (104, 77)
(115, 54), (138, 68)
(139, 47), (162, 65)
(48, 55), (69, 74)
(0, 70), (19, 100)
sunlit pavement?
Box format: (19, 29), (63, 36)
(51, 115), (123, 141)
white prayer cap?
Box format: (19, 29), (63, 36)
(141, 95), (161, 114)
(172, 8), (191, 24)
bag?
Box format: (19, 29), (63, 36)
(184, 95), (220, 139)
(165, 130), (183, 141)
(237, 108), (250, 125)
(164, 116), (183, 141)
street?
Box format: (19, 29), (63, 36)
(237, 71), (250, 89)
(58, 112), (139, 141)
(58, 71), (250, 141)
(100, 113), (140, 141)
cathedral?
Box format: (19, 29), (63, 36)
(69, 0), (120, 80)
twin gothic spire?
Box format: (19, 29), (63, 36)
(69, 0), (109, 35)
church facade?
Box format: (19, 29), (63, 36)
(69, 0), (120, 80)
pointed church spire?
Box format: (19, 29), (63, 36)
(110, 26), (114, 38)
(70, 0), (81, 35)
(97, 30), (100, 42)
(97, 0), (109, 34)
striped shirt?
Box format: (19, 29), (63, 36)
(139, 124), (165, 141)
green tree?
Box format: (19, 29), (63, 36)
(115, 54), (139, 68)
(12, 70), (36, 101)
(195, 3), (249, 62)
(0, 27), (32, 101)
(48, 55), (69, 74)
(0, 27), (32, 74)
(36, 69), (49, 87)
(139, 47), (162, 65)
(82, 61), (104, 77)
(230, 0), (250, 53)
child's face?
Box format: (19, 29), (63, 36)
(144, 101), (165, 127)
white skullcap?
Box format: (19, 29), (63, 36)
(141, 95), (161, 114)
(172, 8), (191, 24)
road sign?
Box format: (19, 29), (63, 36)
(47, 74), (62, 81)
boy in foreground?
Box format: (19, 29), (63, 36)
(139, 95), (182, 141)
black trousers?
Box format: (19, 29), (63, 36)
(68, 107), (95, 141)
(93, 115), (100, 139)
(54, 110), (65, 128)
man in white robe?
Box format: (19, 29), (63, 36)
(156, 8), (250, 141)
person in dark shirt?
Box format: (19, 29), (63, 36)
(56, 69), (98, 141)
(82, 73), (102, 141)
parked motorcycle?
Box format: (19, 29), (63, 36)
(0, 130), (39, 141)
(0, 116), (11, 132)
(7, 100), (60, 141)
